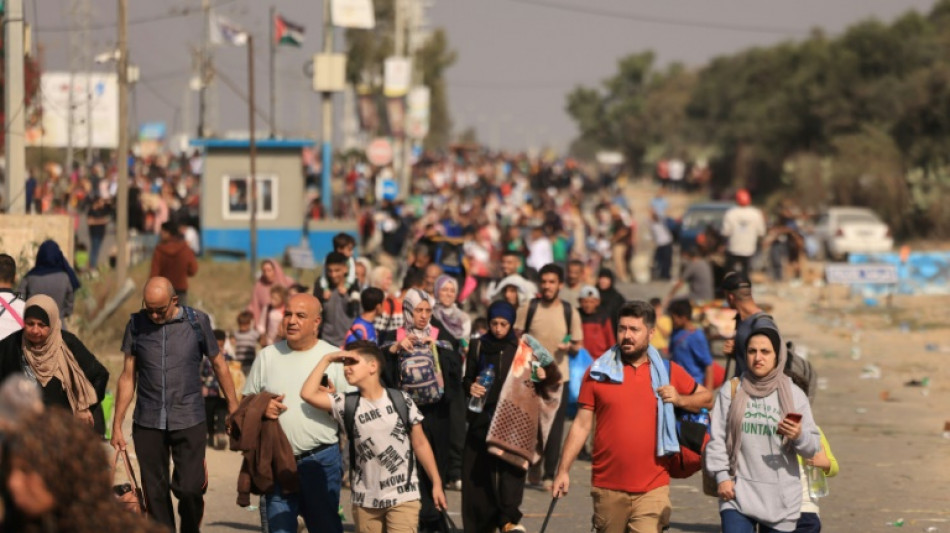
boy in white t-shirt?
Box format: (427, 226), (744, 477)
(301, 340), (447, 532)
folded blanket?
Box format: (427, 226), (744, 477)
(485, 337), (560, 470)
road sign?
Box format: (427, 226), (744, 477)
(825, 264), (899, 285)
(366, 137), (394, 167)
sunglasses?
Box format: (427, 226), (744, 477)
(142, 297), (176, 316)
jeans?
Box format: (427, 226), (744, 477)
(720, 509), (783, 533)
(264, 444), (343, 533)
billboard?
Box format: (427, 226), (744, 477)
(27, 72), (119, 149)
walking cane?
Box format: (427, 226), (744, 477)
(538, 496), (558, 533)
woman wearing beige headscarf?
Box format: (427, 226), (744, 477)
(0, 295), (109, 435)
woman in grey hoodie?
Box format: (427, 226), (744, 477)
(705, 326), (820, 532)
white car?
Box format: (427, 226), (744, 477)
(814, 207), (893, 260)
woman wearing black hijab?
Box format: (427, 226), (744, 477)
(461, 301), (560, 533)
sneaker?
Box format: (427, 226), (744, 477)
(446, 479), (463, 491)
(502, 523), (527, 532)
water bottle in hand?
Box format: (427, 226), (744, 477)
(468, 364), (496, 413)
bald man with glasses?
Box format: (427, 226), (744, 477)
(111, 277), (238, 533)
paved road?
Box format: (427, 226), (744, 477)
(196, 443), (718, 533)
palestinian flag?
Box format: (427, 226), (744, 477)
(274, 14), (305, 47)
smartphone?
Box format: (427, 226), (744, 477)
(320, 375), (330, 388)
(784, 413), (803, 423)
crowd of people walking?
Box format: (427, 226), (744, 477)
(0, 149), (836, 533)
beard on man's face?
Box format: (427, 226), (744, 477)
(619, 339), (646, 361)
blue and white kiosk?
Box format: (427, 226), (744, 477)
(191, 138), (356, 263)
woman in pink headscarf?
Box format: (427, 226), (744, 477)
(247, 259), (295, 323)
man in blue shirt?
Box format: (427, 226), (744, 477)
(667, 299), (715, 389)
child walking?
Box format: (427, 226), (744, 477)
(345, 288), (385, 345)
(202, 329), (233, 449)
(257, 285), (288, 347)
(301, 340), (447, 533)
(232, 310), (260, 375)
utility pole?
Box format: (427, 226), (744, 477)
(115, 0), (129, 287)
(248, 35), (258, 279)
(269, 5), (277, 138)
(82, 0), (93, 165)
(320, 0), (333, 216)
(198, 0), (210, 138)
(393, 0), (407, 198)
(3, 0), (26, 213)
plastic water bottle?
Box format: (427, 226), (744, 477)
(468, 364), (496, 413)
(805, 464), (829, 499)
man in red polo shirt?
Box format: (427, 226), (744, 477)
(552, 300), (713, 533)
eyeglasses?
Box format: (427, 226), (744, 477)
(142, 297), (175, 317)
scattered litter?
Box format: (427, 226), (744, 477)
(860, 364), (881, 379)
(886, 518), (905, 527)
(899, 322), (910, 333)
(923, 527), (938, 533)
(817, 377), (829, 391)
(880, 391), (891, 402)
(904, 378), (931, 387)
(925, 344), (950, 353)
(856, 407), (868, 414)
(943, 422), (950, 439)
(246, 506), (258, 511)
(851, 346), (862, 361)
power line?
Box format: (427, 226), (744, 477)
(139, 80), (179, 111)
(507, 0), (810, 36)
(33, 0), (239, 34)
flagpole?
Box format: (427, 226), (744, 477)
(248, 34), (258, 281)
(269, 6), (276, 138)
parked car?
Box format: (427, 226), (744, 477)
(813, 207), (893, 260)
(678, 201), (735, 249)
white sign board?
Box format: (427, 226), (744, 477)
(383, 57), (411, 97)
(825, 264), (899, 285)
(406, 86), (430, 140)
(331, 0), (376, 29)
(28, 72), (118, 148)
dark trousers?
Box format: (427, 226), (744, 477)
(726, 253), (752, 276)
(461, 436), (527, 532)
(542, 384), (568, 480)
(133, 422), (207, 533)
(89, 224), (106, 269)
(653, 244), (673, 280)
(447, 384), (467, 481)
(794, 512), (822, 533)
(204, 397), (228, 440)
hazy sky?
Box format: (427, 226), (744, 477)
(31, 0), (938, 152)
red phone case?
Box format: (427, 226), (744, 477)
(785, 413), (802, 423)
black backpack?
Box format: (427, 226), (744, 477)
(342, 388), (414, 490)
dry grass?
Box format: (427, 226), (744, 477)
(71, 259), (319, 388)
